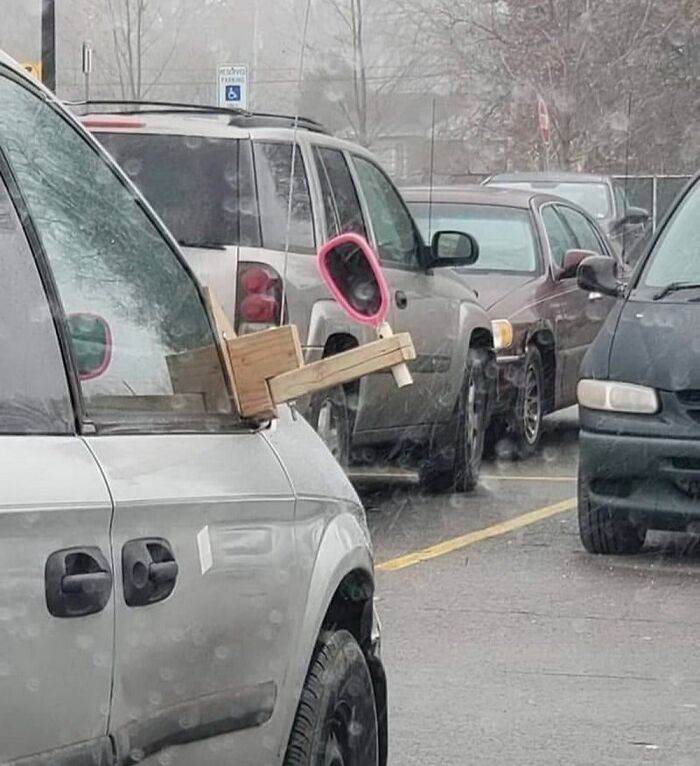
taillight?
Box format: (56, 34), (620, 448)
(236, 262), (283, 333)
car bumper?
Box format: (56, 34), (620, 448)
(580, 429), (700, 530)
(493, 353), (525, 414)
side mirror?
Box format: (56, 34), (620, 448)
(622, 206), (650, 226)
(428, 230), (479, 269)
(317, 232), (411, 387)
(556, 248), (598, 281)
(67, 313), (112, 380)
(576, 255), (621, 297)
(317, 232), (390, 326)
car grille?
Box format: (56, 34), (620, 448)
(676, 390), (700, 425)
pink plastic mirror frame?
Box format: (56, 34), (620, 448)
(316, 232), (391, 327)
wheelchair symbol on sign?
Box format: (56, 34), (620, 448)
(225, 85), (242, 102)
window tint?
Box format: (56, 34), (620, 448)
(352, 155), (418, 267)
(0, 75), (231, 426)
(96, 133), (260, 249)
(541, 206), (578, 267)
(315, 147), (366, 239)
(0, 174), (73, 434)
(558, 206), (605, 255)
(254, 142), (315, 252)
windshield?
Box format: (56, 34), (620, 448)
(410, 202), (538, 272)
(491, 181), (612, 220)
(642, 180), (700, 288)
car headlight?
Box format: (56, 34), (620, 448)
(577, 379), (659, 414)
(491, 319), (513, 351)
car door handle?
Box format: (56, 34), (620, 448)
(122, 538), (178, 607)
(45, 547), (113, 618)
(395, 290), (408, 309)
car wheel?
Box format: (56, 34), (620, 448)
(309, 386), (351, 468)
(284, 629), (379, 766)
(420, 348), (489, 494)
(578, 474), (646, 555)
(509, 346), (545, 459)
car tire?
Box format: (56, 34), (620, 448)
(420, 348), (489, 494)
(284, 629), (379, 766)
(508, 346), (545, 459)
(309, 386), (351, 468)
(578, 475), (646, 555)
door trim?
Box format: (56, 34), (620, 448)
(7, 738), (112, 766)
(112, 682), (277, 765)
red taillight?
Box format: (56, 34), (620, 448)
(236, 262), (282, 333)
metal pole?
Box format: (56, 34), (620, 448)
(41, 0), (56, 92)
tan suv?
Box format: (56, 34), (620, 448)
(81, 103), (495, 492)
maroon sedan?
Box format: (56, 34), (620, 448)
(403, 186), (622, 457)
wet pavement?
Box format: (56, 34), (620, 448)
(360, 408), (700, 765)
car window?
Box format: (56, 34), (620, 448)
(0, 172), (73, 434)
(491, 181), (612, 220)
(253, 141), (315, 253)
(409, 202), (538, 273)
(613, 184), (627, 216)
(351, 155), (419, 268)
(314, 147), (367, 239)
(96, 133), (260, 249)
(558, 206), (605, 255)
(643, 180), (700, 287)
(541, 205), (578, 267)
(0, 74), (232, 427)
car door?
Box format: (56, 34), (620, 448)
(0, 72), (298, 766)
(557, 203), (618, 340)
(0, 123), (114, 762)
(349, 153), (461, 432)
(538, 202), (591, 407)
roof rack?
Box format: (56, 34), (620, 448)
(67, 100), (329, 135)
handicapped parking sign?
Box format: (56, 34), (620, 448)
(225, 85), (241, 103)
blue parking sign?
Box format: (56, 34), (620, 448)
(225, 85), (241, 103)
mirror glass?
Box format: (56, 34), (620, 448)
(433, 231), (478, 264)
(67, 313), (112, 381)
(317, 233), (390, 326)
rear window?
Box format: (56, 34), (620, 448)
(490, 181), (612, 220)
(96, 132), (259, 249)
(409, 202), (538, 273)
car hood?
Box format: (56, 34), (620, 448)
(454, 271), (538, 312)
(609, 298), (700, 390)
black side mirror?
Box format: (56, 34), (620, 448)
(428, 230), (479, 269)
(576, 256), (621, 298)
(67, 313), (112, 380)
(556, 248), (598, 281)
(623, 206), (650, 225)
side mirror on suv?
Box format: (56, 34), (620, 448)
(576, 255), (622, 297)
(556, 249), (598, 281)
(427, 230), (479, 270)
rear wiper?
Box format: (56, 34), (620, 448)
(177, 240), (227, 250)
(652, 281), (700, 300)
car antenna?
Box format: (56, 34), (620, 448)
(280, 0), (313, 327)
(427, 98), (437, 244)
(623, 92), (633, 259)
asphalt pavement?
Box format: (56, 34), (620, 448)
(358, 408), (700, 766)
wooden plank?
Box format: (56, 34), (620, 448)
(202, 287), (241, 412)
(166, 344), (229, 410)
(225, 325), (304, 417)
(91, 394), (206, 413)
(269, 333), (416, 404)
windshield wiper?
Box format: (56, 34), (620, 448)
(652, 281), (700, 300)
(177, 240), (227, 250)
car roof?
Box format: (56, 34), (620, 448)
(487, 171), (612, 185)
(401, 184), (549, 209)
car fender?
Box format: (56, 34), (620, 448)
(305, 298), (375, 352)
(273, 503), (375, 760)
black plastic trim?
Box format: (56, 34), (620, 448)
(6, 737), (112, 766)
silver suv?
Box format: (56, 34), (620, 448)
(82, 105), (495, 491)
(0, 53), (385, 766)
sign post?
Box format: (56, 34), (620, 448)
(537, 95), (551, 169)
(217, 64), (248, 110)
(82, 42), (93, 103)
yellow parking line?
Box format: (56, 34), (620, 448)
(481, 475), (576, 482)
(376, 497), (577, 573)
